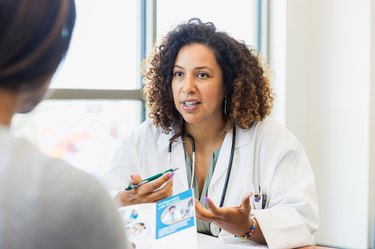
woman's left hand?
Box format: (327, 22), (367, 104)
(195, 192), (266, 244)
(195, 192), (253, 236)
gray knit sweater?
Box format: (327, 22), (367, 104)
(0, 126), (127, 249)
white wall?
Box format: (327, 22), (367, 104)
(269, 0), (286, 125)
(370, 0), (375, 247)
(270, 0), (374, 248)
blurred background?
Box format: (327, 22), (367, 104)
(11, 0), (375, 248)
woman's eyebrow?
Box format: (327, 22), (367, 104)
(195, 66), (213, 72)
(173, 65), (214, 73)
(175, 64), (213, 70)
(173, 65), (184, 69)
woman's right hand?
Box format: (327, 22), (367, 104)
(115, 172), (174, 206)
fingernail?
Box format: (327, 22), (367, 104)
(167, 172), (174, 179)
(130, 175), (135, 180)
(205, 196), (209, 204)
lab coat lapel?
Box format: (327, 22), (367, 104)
(209, 127), (250, 205)
(157, 133), (188, 191)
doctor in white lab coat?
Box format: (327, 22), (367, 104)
(105, 18), (319, 248)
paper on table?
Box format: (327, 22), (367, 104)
(197, 233), (268, 249)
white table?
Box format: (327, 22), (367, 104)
(197, 234), (327, 249)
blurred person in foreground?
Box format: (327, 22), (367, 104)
(0, 0), (127, 248)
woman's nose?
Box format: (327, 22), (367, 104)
(182, 75), (196, 95)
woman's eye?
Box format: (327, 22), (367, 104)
(197, 72), (208, 78)
(174, 71), (183, 77)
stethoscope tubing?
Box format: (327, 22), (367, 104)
(167, 126), (266, 237)
(167, 127), (265, 209)
(168, 128), (236, 207)
(219, 128), (236, 207)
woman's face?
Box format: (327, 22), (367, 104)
(172, 43), (225, 127)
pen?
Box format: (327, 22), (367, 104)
(125, 168), (179, 191)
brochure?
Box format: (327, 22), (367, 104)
(118, 189), (197, 249)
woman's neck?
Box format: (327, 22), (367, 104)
(0, 90), (18, 127)
(184, 121), (225, 149)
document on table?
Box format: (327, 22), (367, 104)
(118, 189), (197, 249)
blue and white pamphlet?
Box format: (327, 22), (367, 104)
(118, 189), (197, 249)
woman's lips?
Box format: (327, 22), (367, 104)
(181, 100), (201, 112)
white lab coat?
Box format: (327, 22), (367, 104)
(105, 118), (319, 249)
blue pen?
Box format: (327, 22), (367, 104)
(125, 168), (179, 191)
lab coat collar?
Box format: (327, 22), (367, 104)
(156, 126), (252, 197)
(236, 125), (251, 148)
(157, 126), (250, 149)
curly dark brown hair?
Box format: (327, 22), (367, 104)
(143, 18), (273, 136)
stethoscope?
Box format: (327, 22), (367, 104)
(168, 128), (235, 207)
(167, 127), (267, 235)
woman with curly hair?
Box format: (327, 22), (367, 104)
(107, 18), (318, 248)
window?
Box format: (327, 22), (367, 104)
(55, 0), (140, 90)
(157, 0), (259, 48)
(12, 100), (142, 174)
(11, 0), (264, 175)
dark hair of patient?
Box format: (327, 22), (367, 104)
(144, 18), (273, 136)
(0, 0), (76, 91)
